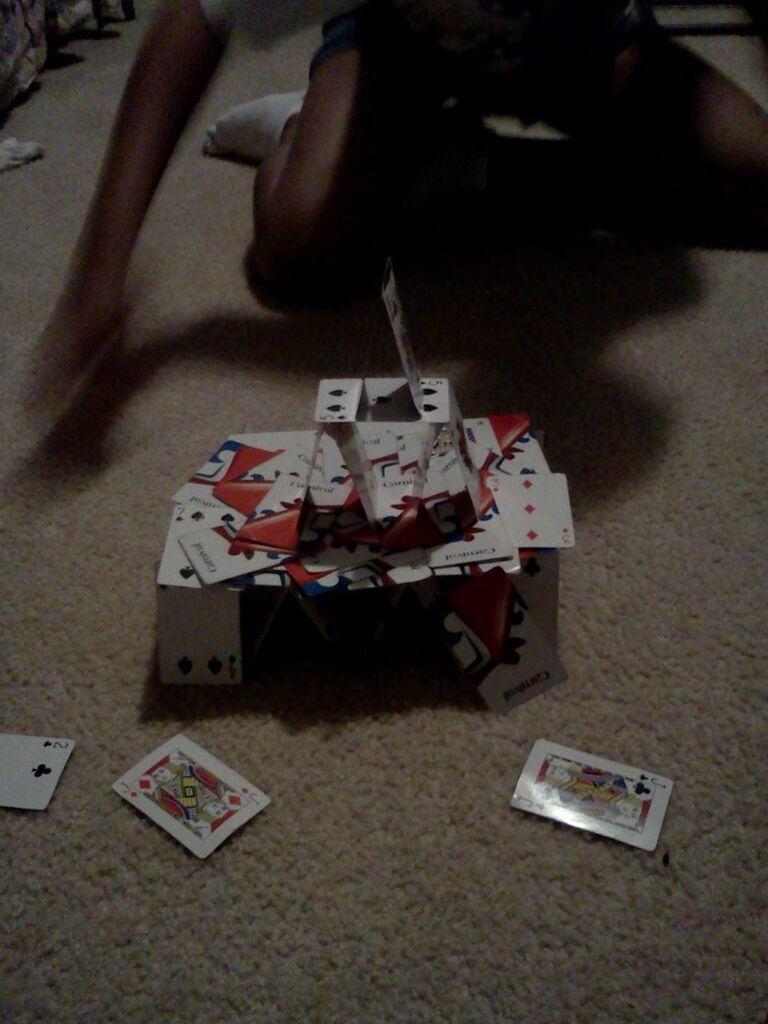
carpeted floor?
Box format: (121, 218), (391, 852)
(2, 5), (767, 1023)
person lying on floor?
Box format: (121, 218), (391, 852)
(30, 0), (768, 412)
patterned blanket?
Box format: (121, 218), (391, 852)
(1, 0), (91, 111)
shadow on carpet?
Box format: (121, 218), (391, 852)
(12, 234), (699, 513)
(139, 589), (483, 729)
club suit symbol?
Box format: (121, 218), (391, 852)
(32, 764), (52, 778)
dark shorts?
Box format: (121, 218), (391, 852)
(310, 0), (659, 129)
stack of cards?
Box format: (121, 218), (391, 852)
(156, 264), (576, 713)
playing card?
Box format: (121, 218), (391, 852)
(158, 508), (202, 589)
(316, 433), (349, 484)
(356, 425), (400, 479)
(156, 581), (245, 684)
(157, 504), (248, 588)
(372, 475), (418, 522)
(476, 586), (566, 711)
(173, 433), (317, 508)
(489, 433), (550, 476)
(349, 559), (432, 588)
(179, 525), (290, 585)
(172, 437), (272, 507)
(298, 563), (382, 596)
(397, 425), (434, 480)
(300, 538), (385, 575)
(511, 740), (674, 851)
(233, 443), (314, 484)
(381, 259), (422, 409)
(463, 414), (531, 467)
(426, 500), (519, 571)
(426, 594), (492, 675)
(490, 473), (575, 548)
(0, 734), (76, 810)
(113, 735), (270, 858)
(234, 473), (309, 553)
(514, 550), (560, 645)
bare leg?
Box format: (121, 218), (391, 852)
(28, 0), (223, 418)
(602, 33), (768, 242)
(248, 27), (445, 298)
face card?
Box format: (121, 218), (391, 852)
(511, 740), (674, 851)
(0, 734), (76, 810)
(113, 734), (270, 858)
(490, 473), (575, 548)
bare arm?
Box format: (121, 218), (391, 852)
(76, 0), (223, 288)
(31, 0), (224, 411)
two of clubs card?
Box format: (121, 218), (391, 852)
(0, 733), (76, 810)
(511, 740), (674, 851)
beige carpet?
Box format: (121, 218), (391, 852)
(2, 5), (767, 1022)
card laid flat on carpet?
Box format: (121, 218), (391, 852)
(511, 740), (673, 851)
(113, 734), (270, 859)
(0, 733), (76, 810)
